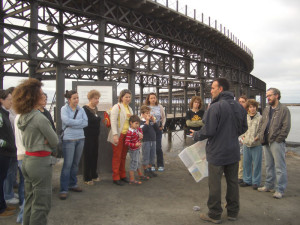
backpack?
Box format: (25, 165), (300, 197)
(103, 104), (120, 128)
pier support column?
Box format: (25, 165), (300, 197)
(234, 83), (241, 100)
(200, 80), (205, 110)
(97, 16), (106, 81)
(128, 49), (136, 113)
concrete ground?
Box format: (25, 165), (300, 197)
(2, 132), (300, 225)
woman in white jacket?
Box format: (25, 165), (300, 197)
(107, 89), (133, 186)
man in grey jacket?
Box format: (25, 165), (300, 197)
(191, 78), (247, 224)
(257, 88), (291, 199)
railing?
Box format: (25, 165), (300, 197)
(151, 0), (253, 57)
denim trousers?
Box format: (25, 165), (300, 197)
(156, 131), (164, 167)
(60, 139), (85, 193)
(4, 157), (18, 200)
(128, 149), (141, 171)
(142, 141), (156, 166)
(243, 145), (262, 186)
(18, 160), (25, 205)
(263, 142), (287, 193)
(207, 162), (239, 220)
(22, 155), (52, 225)
(0, 155), (11, 213)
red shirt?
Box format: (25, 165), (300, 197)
(125, 127), (143, 151)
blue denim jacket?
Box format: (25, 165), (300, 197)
(61, 104), (88, 140)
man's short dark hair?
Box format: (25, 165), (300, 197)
(129, 115), (140, 124)
(215, 78), (230, 91)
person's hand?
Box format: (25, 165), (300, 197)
(151, 115), (156, 123)
(190, 129), (195, 136)
(139, 133), (143, 140)
(135, 142), (141, 148)
(44, 139), (49, 145)
(113, 135), (119, 145)
(127, 113), (131, 118)
(159, 126), (163, 131)
(254, 136), (259, 141)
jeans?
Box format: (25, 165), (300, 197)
(60, 139), (85, 193)
(128, 149), (141, 171)
(263, 142), (287, 193)
(207, 162), (239, 220)
(156, 130), (164, 167)
(243, 145), (262, 186)
(0, 155), (11, 213)
(4, 157), (17, 200)
(142, 141), (156, 166)
(18, 160), (25, 205)
(17, 200), (25, 223)
(22, 155), (52, 225)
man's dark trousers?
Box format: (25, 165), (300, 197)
(207, 162), (239, 220)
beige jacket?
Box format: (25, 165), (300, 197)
(107, 103), (133, 145)
(243, 112), (261, 147)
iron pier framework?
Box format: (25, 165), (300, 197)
(0, 0), (266, 132)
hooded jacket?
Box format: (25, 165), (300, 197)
(17, 109), (58, 153)
(193, 91), (248, 166)
(0, 107), (17, 157)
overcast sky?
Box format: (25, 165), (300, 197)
(3, 0), (300, 103)
(186, 0), (300, 103)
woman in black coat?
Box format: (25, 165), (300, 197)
(82, 90), (101, 185)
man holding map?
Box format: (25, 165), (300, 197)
(191, 78), (247, 224)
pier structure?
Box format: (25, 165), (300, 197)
(0, 0), (266, 135)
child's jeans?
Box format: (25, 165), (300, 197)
(142, 141), (156, 166)
(128, 149), (141, 171)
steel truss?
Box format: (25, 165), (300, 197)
(0, 0), (266, 131)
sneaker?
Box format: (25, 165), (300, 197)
(157, 167), (164, 172)
(151, 166), (156, 171)
(84, 181), (94, 185)
(239, 182), (251, 187)
(0, 209), (15, 217)
(257, 186), (275, 193)
(59, 193), (67, 200)
(14, 193), (19, 199)
(6, 197), (19, 205)
(200, 213), (222, 224)
(252, 184), (259, 190)
(228, 216), (237, 221)
(238, 179), (243, 184)
(273, 192), (283, 199)
(92, 177), (101, 182)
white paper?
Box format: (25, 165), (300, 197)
(178, 140), (208, 182)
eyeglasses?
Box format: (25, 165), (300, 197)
(266, 94), (274, 98)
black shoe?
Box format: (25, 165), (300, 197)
(239, 182), (251, 187)
(144, 170), (153, 178)
(252, 184), (259, 190)
(121, 177), (129, 183)
(150, 171), (158, 177)
(238, 179), (243, 184)
(113, 180), (124, 186)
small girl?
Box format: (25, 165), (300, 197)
(125, 115), (149, 184)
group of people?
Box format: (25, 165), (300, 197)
(191, 78), (290, 224)
(0, 77), (291, 225)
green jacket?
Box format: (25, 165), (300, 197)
(258, 103), (291, 144)
(17, 109), (58, 152)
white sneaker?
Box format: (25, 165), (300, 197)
(6, 197), (19, 205)
(273, 192), (283, 199)
(257, 186), (275, 193)
(14, 193), (19, 199)
(151, 166), (156, 171)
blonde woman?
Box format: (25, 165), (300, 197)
(107, 89), (133, 186)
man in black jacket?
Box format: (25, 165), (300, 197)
(191, 78), (248, 224)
